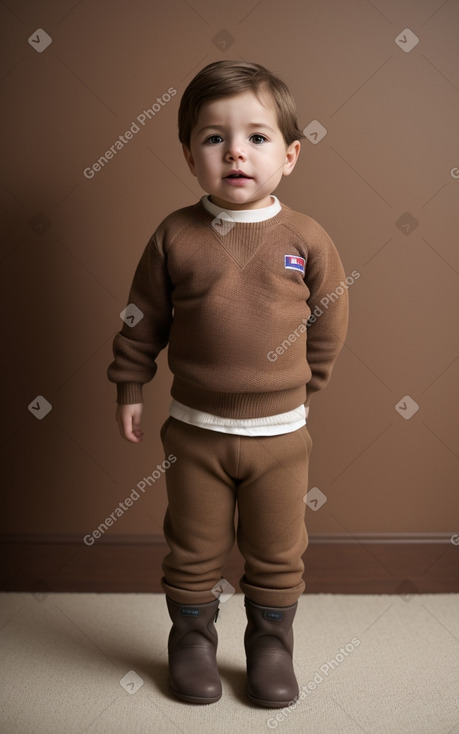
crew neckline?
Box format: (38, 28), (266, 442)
(201, 194), (282, 223)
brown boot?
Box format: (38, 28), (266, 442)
(244, 596), (299, 708)
(165, 596), (222, 704)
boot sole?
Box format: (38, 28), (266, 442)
(248, 692), (298, 709)
(170, 685), (222, 705)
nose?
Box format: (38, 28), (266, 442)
(224, 137), (247, 162)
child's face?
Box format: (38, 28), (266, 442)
(182, 90), (301, 210)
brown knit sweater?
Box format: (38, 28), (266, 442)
(107, 200), (349, 418)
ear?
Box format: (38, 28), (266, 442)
(182, 144), (197, 176)
(283, 140), (301, 176)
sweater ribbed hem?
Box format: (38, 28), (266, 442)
(170, 377), (306, 419)
(116, 382), (143, 404)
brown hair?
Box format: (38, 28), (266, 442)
(178, 60), (305, 148)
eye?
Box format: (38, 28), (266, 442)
(205, 135), (223, 144)
(250, 134), (268, 144)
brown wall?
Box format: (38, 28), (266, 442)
(1, 1), (458, 561)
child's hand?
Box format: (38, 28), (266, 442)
(116, 403), (144, 443)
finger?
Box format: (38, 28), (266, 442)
(131, 418), (143, 437)
(118, 414), (141, 443)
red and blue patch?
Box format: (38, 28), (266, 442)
(284, 255), (305, 274)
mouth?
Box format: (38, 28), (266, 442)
(224, 171), (252, 179)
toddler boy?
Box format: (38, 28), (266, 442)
(107, 60), (348, 708)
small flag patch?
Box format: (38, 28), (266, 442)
(284, 255), (305, 274)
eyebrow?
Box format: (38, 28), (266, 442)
(197, 123), (276, 135)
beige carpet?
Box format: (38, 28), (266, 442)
(0, 592), (458, 733)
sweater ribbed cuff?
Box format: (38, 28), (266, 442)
(116, 382), (143, 404)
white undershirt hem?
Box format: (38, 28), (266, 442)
(169, 400), (308, 436)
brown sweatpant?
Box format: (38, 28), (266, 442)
(160, 416), (312, 608)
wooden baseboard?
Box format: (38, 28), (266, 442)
(1, 533), (458, 595)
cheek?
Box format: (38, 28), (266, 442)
(199, 151), (219, 174)
(256, 146), (282, 164)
